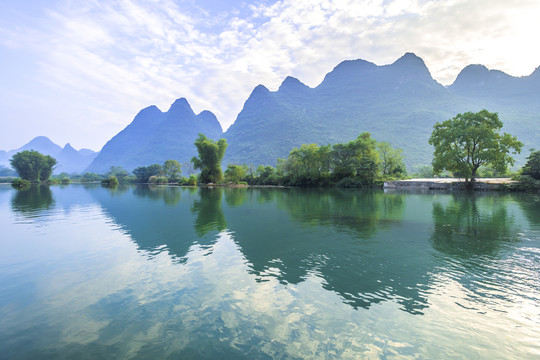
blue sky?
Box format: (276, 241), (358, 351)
(1, 0), (539, 151)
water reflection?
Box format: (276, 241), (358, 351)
(222, 189), (432, 314)
(431, 194), (518, 257)
(3, 185), (539, 359)
(133, 185), (181, 206)
(11, 185), (55, 218)
(192, 188), (227, 237)
(82, 186), (537, 315)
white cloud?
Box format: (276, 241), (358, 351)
(0, 0), (539, 150)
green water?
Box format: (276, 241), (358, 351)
(1, 184), (539, 359)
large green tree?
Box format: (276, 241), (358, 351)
(191, 134), (228, 184)
(162, 160), (182, 181)
(429, 110), (522, 189)
(10, 150), (57, 182)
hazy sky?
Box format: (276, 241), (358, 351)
(1, 0), (539, 151)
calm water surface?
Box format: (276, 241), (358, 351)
(0, 184), (539, 359)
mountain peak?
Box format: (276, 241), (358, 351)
(168, 98), (194, 112)
(451, 64), (514, 89)
(278, 76), (308, 92)
(391, 52), (429, 71)
(253, 84), (270, 93)
(62, 143), (76, 152)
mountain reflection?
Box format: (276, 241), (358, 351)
(86, 186), (533, 315)
(222, 188), (432, 314)
(90, 185), (218, 263)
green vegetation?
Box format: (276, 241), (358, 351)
(11, 178), (31, 189)
(106, 166), (131, 183)
(224, 164), (248, 184)
(179, 174), (198, 186)
(221, 132), (406, 187)
(133, 164), (163, 183)
(149, 176), (168, 184)
(101, 175), (119, 187)
(191, 134), (228, 184)
(521, 150), (540, 180)
(163, 160), (182, 181)
(10, 150), (57, 182)
(429, 110), (522, 189)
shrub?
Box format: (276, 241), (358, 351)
(12, 178), (31, 189)
(149, 176), (168, 184)
(522, 151), (540, 180)
(180, 175), (198, 186)
(101, 176), (119, 187)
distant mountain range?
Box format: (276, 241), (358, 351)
(0, 136), (98, 174)
(85, 98), (222, 173)
(5, 53), (539, 173)
(224, 53), (540, 167)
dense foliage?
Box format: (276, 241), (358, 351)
(224, 164), (248, 184)
(429, 110), (522, 189)
(133, 164), (163, 183)
(191, 134), (228, 184)
(222, 132), (405, 187)
(162, 160), (182, 181)
(521, 150), (540, 180)
(10, 150), (57, 182)
(11, 178), (31, 189)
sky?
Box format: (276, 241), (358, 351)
(1, 0), (539, 152)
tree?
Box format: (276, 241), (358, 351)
(377, 141), (406, 178)
(106, 166), (130, 183)
(224, 164), (247, 184)
(429, 110), (522, 189)
(191, 134), (228, 184)
(348, 132), (379, 184)
(281, 144), (331, 186)
(162, 160), (182, 181)
(133, 164), (162, 183)
(10, 150), (57, 182)
(521, 150), (540, 180)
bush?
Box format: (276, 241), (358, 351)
(180, 175), (198, 186)
(504, 175), (540, 192)
(101, 176), (119, 187)
(12, 178), (31, 189)
(336, 177), (369, 188)
(61, 178), (71, 184)
(522, 150), (540, 180)
(149, 176), (168, 184)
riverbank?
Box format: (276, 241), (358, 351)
(384, 178), (515, 191)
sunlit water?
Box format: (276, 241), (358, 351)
(0, 184), (539, 359)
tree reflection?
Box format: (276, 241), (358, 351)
(133, 185), (181, 205)
(224, 189), (431, 314)
(11, 185), (55, 217)
(224, 188), (248, 207)
(191, 188), (227, 237)
(431, 194), (518, 257)
(276, 188), (405, 238)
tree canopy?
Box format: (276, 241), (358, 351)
(521, 150), (540, 180)
(133, 164), (162, 183)
(162, 159), (182, 181)
(10, 150), (57, 182)
(429, 110), (522, 188)
(278, 132), (405, 186)
(191, 134), (228, 184)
